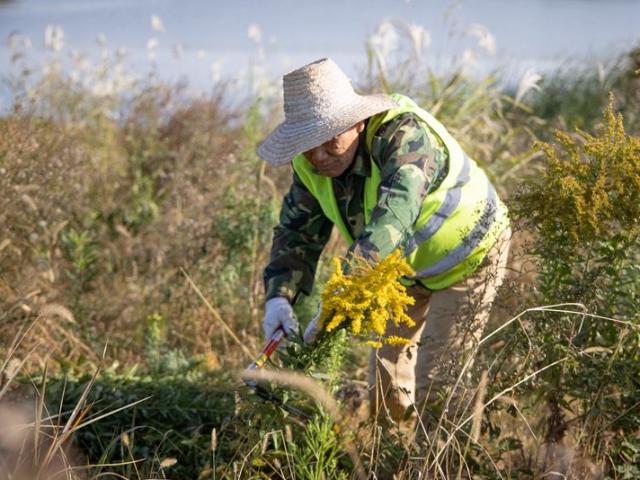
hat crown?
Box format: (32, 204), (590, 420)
(282, 58), (356, 123)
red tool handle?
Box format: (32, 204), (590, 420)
(244, 328), (286, 384)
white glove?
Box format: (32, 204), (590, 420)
(263, 297), (299, 339)
(303, 304), (322, 344)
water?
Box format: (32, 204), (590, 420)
(1, 0), (639, 102)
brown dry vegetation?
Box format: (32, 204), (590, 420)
(0, 83), (288, 370)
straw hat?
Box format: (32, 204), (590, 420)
(257, 58), (399, 166)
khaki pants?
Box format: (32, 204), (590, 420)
(368, 227), (512, 431)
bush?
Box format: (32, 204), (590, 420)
(504, 94), (640, 474)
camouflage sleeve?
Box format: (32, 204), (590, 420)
(263, 171), (333, 304)
(349, 113), (448, 261)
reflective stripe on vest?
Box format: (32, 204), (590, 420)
(404, 154), (472, 255)
(414, 178), (499, 278)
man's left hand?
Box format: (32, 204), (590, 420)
(303, 305), (322, 344)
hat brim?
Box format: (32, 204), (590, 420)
(257, 93), (399, 166)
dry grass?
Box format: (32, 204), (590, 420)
(0, 81), (288, 371)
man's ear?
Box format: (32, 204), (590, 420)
(356, 121), (366, 134)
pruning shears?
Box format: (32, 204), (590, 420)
(243, 328), (313, 422)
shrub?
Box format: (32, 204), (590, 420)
(505, 94), (640, 474)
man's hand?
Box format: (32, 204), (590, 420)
(263, 297), (299, 339)
(303, 304), (322, 344)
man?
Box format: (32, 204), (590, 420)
(256, 58), (511, 430)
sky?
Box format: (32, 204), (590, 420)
(1, 0), (639, 102)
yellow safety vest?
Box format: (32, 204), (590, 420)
(292, 93), (509, 290)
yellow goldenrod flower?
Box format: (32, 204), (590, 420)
(325, 313), (346, 332)
(319, 249), (416, 346)
(385, 335), (413, 346)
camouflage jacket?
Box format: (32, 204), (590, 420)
(264, 112), (449, 304)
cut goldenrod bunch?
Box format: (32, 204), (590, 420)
(318, 249), (416, 347)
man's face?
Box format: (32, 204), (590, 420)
(303, 121), (365, 177)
